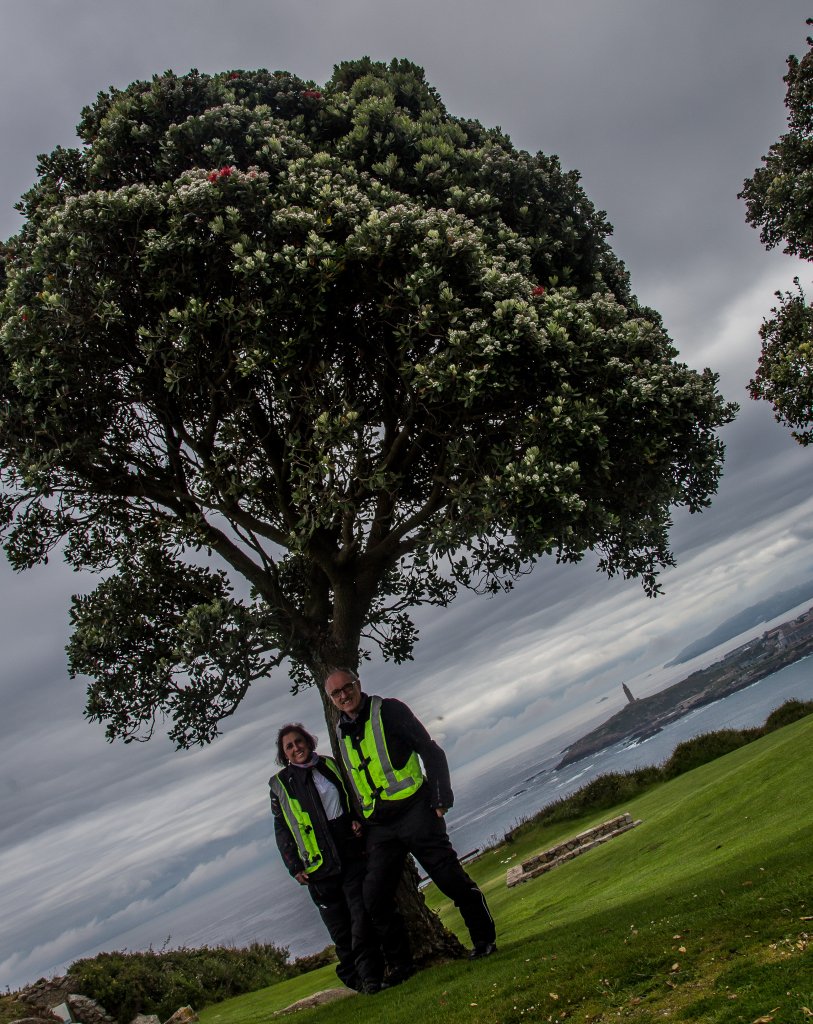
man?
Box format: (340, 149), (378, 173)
(325, 667), (497, 981)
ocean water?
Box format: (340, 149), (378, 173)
(445, 657), (812, 856)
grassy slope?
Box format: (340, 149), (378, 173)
(200, 715), (813, 1024)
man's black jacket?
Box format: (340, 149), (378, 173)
(337, 693), (454, 822)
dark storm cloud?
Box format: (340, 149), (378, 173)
(2, 0), (813, 991)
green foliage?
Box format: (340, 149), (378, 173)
(741, 21), (813, 442)
(508, 766), (663, 834)
(762, 696), (813, 728)
(0, 60), (734, 746)
(0, 996), (37, 1024)
(660, 727), (758, 778)
(748, 279), (813, 444)
(66, 943), (293, 1024)
(740, 25), (813, 261)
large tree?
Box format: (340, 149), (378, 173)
(1, 60), (733, 954)
(740, 21), (813, 444)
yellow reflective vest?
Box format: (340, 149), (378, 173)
(269, 757), (347, 874)
(338, 696), (424, 818)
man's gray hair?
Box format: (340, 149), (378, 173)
(325, 666), (360, 684)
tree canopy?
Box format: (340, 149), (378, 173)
(0, 59), (735, 747)
(740, 21), (813, 444)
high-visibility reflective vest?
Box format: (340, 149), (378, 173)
(338, 696), (424, 818)
(270, 757), (346, 874)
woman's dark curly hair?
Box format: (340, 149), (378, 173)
(275, 723), (318, 767)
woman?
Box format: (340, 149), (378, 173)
(269, 723), (384, 994)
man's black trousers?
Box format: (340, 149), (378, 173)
(362, 792), (496, 967)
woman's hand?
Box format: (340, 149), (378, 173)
(294, 870), (309, 885)
(351, 820), (363, 836)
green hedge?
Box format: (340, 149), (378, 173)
(66, 942), (312, 1023)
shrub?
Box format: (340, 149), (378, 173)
(661, 728), (759, 779)
(545, 766), (663, 822)
(66, 943), (291, 1023)
(511, 766), (662, 838)
(762, 698), (813, 731)
(288, 947), (335, 975)
(0, 996), (38, 1024)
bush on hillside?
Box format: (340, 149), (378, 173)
(661, 728), (759, 779)
(547, 766), (663, 821)
(0, 996), (40, 1024)
(763, 698), (813, 730)
(67, 943), (290, 1023)
(289, 947), (336, 975)
(508, 766), (663, 838)
(662, 700), (813, 779)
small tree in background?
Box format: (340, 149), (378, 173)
(741, 21), (813, 444)
(1, 59), (733, 958)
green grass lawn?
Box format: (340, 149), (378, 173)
(200, 714), (813, 1023)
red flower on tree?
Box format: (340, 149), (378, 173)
(301, 89), (323, 100)
(229, 72), (240, 80)
(532, 285), (546, 297)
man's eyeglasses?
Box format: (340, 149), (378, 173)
(328, 681), (358, 700)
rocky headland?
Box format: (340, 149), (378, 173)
(556, 605), (813, 768)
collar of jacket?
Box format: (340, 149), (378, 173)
(278, 756), (344, 801)
(278, 760), (312, 789)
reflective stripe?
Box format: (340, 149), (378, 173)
(272, 761), (346, 872)
(368, 697), (420, 794)
(337, 734), (364, 806)
(338, 697), (424, 817)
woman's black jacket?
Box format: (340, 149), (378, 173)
(269, 757), (356, 881)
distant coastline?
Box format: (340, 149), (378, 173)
(556, 605), (813, 768)
(665, 577), (813, 666)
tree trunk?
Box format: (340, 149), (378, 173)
(308, 657), (465, 964)
(396, 857), (466, 963)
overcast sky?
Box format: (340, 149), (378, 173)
(2, 0), (813, 993)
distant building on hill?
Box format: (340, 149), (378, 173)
(622, 683), (637, 704)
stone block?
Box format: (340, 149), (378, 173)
(273, 988), (355, 1016)
(19, 980), (73, 1012)
(506, 864), (524, 887)
(163, 1007), (198, 1024)
(66, 995), (114, 1024)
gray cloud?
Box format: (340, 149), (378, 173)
(2, 0), (813, 992)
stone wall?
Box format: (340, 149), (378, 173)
(506, 812), (642, 887)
